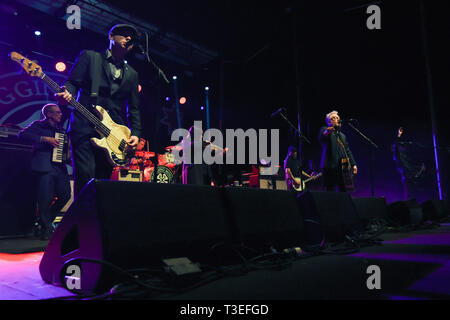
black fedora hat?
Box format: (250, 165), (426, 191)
(108, 24), (139, 40)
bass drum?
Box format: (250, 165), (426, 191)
(144, 165), (174, 184)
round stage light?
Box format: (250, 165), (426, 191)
(34, 30), (41, 36)
(179, 97), (187, 105)
(55, 62), (66, 72)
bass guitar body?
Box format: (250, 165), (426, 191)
(90, 105), (132, 166)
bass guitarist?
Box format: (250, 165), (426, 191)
(55, 24), (142, 197)
(319, 110), (358, 192)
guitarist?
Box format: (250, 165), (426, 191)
(393, 127), (427, 201)
(55, 24), (142, 196)
(284, 146), (314, 191)
(319, 110), (357, 192)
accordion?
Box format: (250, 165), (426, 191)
(52, 132), (69, 163)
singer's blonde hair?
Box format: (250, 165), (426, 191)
(325, 110), (339, 126)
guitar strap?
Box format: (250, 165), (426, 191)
(89, 52), (102, 106)
(336, 133), (355, 190)
(335, 133), (349, 159)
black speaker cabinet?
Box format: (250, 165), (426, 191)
(388, 199), (424, 226)
(421, 200), (449, 221)
(39, 180), (233, 293)
(0, 144), (35, 237)
(220, 187), (305, 252)
(351, 197), (389, 227)
(296, 191), (362, 244)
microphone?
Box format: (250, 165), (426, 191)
(271, 108), (286, 117)
(137, 43), (146, 54)
(134, 35), (146, 53)
(339, 118), (359, 127)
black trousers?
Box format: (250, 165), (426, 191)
(71, 138), (113, 197)
(33, 165), (71, 232)
(323, 168), (347, 192)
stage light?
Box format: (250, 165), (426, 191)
(172, 76), (177, 80)
(55, 62), (66, 72)
(138, 84), (142, 93)
(165, 97), (170, 101)
(205, 86), (209, 91)
(179, 97), (187, 105)
(200, 106), (204, 110)
(34, 30), (41, 36)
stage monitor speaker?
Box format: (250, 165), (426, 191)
(39, 179), (233, 293)
(296, 192), (362, 245)
(421, 200), (449, 221)
(351, 197), (389, 227)
(220, 187), (305, 252)
(388, 199), (423, 226)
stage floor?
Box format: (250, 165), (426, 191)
(1, 224), (449, 300)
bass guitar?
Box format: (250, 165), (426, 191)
(10, 51), (133, 167)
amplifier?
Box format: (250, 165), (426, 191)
(111, 169), (142, 182)
(260, 177), (287, 190)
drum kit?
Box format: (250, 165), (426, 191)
(111, 139), (181, 184)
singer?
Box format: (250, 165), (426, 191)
(55, 24), (142, 197)
(318, 110), (357, 192)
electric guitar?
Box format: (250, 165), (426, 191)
(10, 52), (133, 166)
(292, 173), (322, 191)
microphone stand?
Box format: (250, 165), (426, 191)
(138, 32), (170, 84)
(344, 121), (378, 197)
(136, 32), (170, 183)
(275, 110), (311, 144)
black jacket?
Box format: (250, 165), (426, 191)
(64, 50), (142, 143)
(18, 119), (68, 173)
(318, 126), (356, 170)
